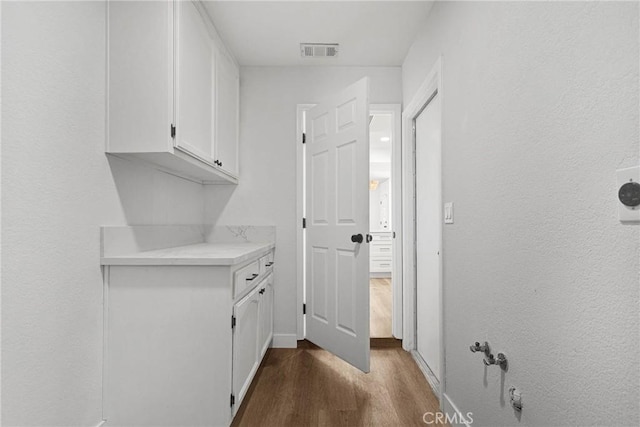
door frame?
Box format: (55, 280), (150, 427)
(296, 103), (403, 341)
(401, 57), (445, 405)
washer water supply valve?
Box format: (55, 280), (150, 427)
(469, 341), (508, 370)
(483, 352), (508, 369)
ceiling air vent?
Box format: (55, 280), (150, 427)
(300, 43), (339, 58)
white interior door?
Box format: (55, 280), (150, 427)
(415, 93), (442, 381)
(305, 78), (371, 372)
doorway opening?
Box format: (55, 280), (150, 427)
(369, 110), (399, 338)
(401, 57), (446, 406)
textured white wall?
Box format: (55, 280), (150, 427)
(403, 2), (639, 426)
(204, 66), (402, 339)
(2, 2), (204, 425)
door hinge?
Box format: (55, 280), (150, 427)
(230, 393), (235, 407)
(302, 218), (306, 229)
(231, 315), (236, 330)
(171, 124), (176, 139)
(393, 231), (396, 239)
(303, 303), (306, 315)
(302, 132), (306, 144)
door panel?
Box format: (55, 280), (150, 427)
(215, 46), (239, 176)
(415, 93), (442, 381)
(258, 273), (274, 358)
(232, 285), (260, 414)
(175, 1), (215, 164)
(305, 78), (370, 372)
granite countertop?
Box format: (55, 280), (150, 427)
(101, 242), (275, 266)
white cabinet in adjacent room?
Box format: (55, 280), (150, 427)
(107, 0), (240, 184)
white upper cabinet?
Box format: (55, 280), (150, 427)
(175, 1), (216, 167)
(107, 1), (240, 184)
(215, 45), (240, 177)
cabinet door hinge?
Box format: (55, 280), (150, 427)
(302, 132), (306, 144)
(230, 393), (235, 407)
(303, 303), (306, 315)
(231, 315), (236, 330)
(302, 218), (306, 229)
(171, 124), (176, 139)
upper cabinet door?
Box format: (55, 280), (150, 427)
(174, 1), (216, 166)
(215, 46), (240, 177)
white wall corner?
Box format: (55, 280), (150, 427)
(271, 334), (297, 348)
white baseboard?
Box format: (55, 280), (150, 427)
(271, 333), (297, 348)
(93, 420), (106, 427)
(443, 393), (472, 427)
(411, 350), (440, 396)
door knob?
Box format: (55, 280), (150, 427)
(351, 234), (363, 243)
(366, 234), (373, 243)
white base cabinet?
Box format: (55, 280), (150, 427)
(104, 251), (274, 426)
(107, 0), (240, 184)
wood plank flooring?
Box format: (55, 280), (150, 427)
(370, 278), (392, 338)
(232, 343), (444, 427)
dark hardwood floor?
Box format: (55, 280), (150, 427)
(232, 342), (445, 427)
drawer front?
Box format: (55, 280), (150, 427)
(370, 259), (392, 272)
(259, 251), (275, 274)
(370, 233), (392, 242)
(234, 260), (260, 299)
(371, 243), (392, 257)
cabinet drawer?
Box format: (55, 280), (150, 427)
(234, 260), (260, 299)
(371, 244), (392, 257)
(371, 233), (392, 242)
(259, 251), (275, 274)
(370, 259), (392, 272)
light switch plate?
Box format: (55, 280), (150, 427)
(617, 166), (640, 222)
(444, 202), (454, 224)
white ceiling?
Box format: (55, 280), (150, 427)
(203, 1), (434, 67)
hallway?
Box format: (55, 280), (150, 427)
(232, 343), (444, 427)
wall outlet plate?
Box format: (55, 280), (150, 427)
(617, 166), (640, 222)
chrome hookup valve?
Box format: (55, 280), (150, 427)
(483, 352), (508, 370)
(469, 341), (489, 354)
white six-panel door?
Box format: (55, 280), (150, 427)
(305, 78), (371, 372)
